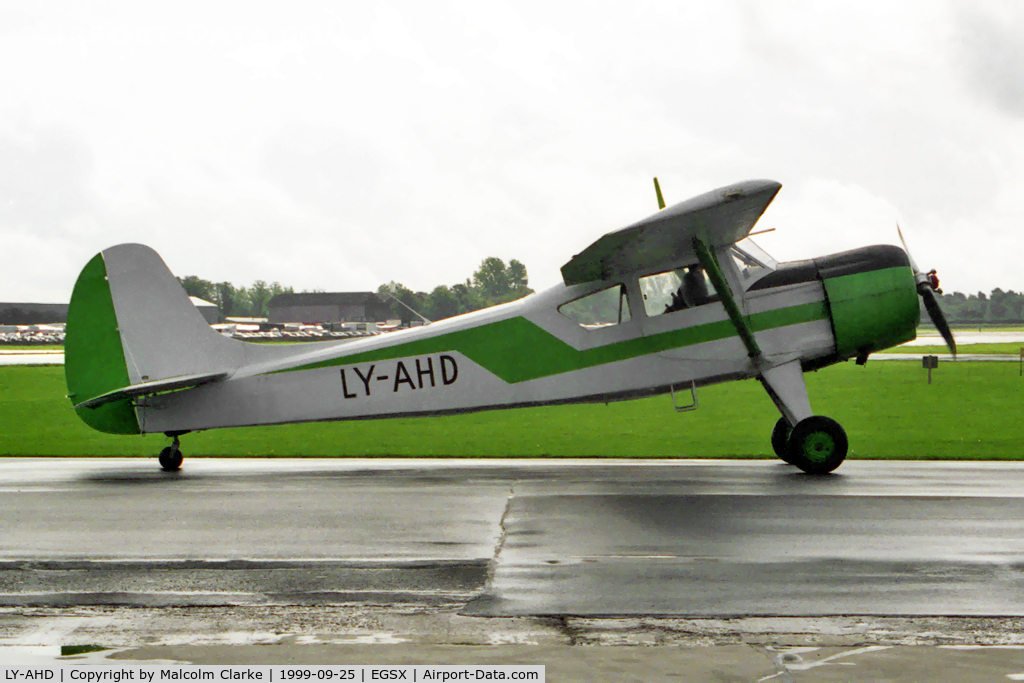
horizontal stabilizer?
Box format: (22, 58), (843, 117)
(73, 371), (229, 410)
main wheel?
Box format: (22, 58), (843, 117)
(785, 416), (848, 475)
(771, 417), (793, 463)
(158, 446), (183, 472)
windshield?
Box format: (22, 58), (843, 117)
(730, 237), (777, 289)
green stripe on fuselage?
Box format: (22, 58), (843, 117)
(275, 300), (828, 384)
(64, 253), (140, 435)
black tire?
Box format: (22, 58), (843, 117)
(785, 416), (848, 475)
(159, 446), (183, 472)
(771, 417), (793, 463)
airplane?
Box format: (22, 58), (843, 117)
(63, 179), (955, 475)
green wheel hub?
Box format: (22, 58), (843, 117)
(801, 432), (836, 462)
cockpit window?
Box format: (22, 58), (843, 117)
(640, 267), (714, 316)
(559, 284), (631, 329)
(641, 238), (779, 314)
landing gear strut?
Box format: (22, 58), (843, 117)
(772, 415), (847, 475)
(158, 435), (184, 472)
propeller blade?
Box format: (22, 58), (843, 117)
(896, 222), (920, 274)
(897, 222), (956, 355)
(920, 286), (957, 357)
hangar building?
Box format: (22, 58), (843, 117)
(268, 292), (391, 324)
(189, 297), (221, 324)
(0, 303), (69, 325)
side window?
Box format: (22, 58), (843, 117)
(640, 266), (714, 317)
(559, 284), (631, 329)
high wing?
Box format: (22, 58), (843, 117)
(560, 179), (782, 286)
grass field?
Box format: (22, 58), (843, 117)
(1, 361), (1021, 460)
(920, 324), (1024, 333)
(0, 345), (64, 350)
(885, 343), (1023, 355)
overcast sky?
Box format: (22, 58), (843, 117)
(1, 1), (1021, 302)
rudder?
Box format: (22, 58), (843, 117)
(65, 252), (140, 434)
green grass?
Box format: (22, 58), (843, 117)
(1, 362), (1021, 460)
(950, 324), (1024, 332)
(0, 344), (63, 350)
(924, 324), (1024, 332)
(888, 343), (1023, 355)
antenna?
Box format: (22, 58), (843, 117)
(378, 292), (432, 324)
(653, 177), (666, 210)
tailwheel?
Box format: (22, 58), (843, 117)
(786, 416), (848, 475)
(771, 417), (793, 464)
(158, 436), (183, 472)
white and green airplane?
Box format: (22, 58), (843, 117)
(64, 179), (955, 474)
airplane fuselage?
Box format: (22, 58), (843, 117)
(134, 244), (919, 434)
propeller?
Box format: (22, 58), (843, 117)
(897, 224), (956, 357)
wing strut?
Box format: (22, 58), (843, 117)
(691, 237), (761, 359)
(692, 238), (814, 429)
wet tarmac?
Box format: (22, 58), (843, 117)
(4, 458), (1024, 674)
(4, 458), (1024, 615)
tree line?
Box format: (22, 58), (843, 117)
(177, 264), (1024, 326)
(937, 289), (1024, 323)
(378, 257), (532, 323)
(177, 276), (294, 318)
(176, 256), (532, 322)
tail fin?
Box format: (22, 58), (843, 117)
(65, 244), (238, 434)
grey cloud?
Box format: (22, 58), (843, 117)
(261, 123), (383, 219)
(0, 7), (38, 39)
(955, 6), (1024, 118)
(0, 126), (95, 233)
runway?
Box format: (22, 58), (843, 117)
(905, 330), (1024, 346)
(0, 349), (63, 365)
(3, 458), (1024, 617)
